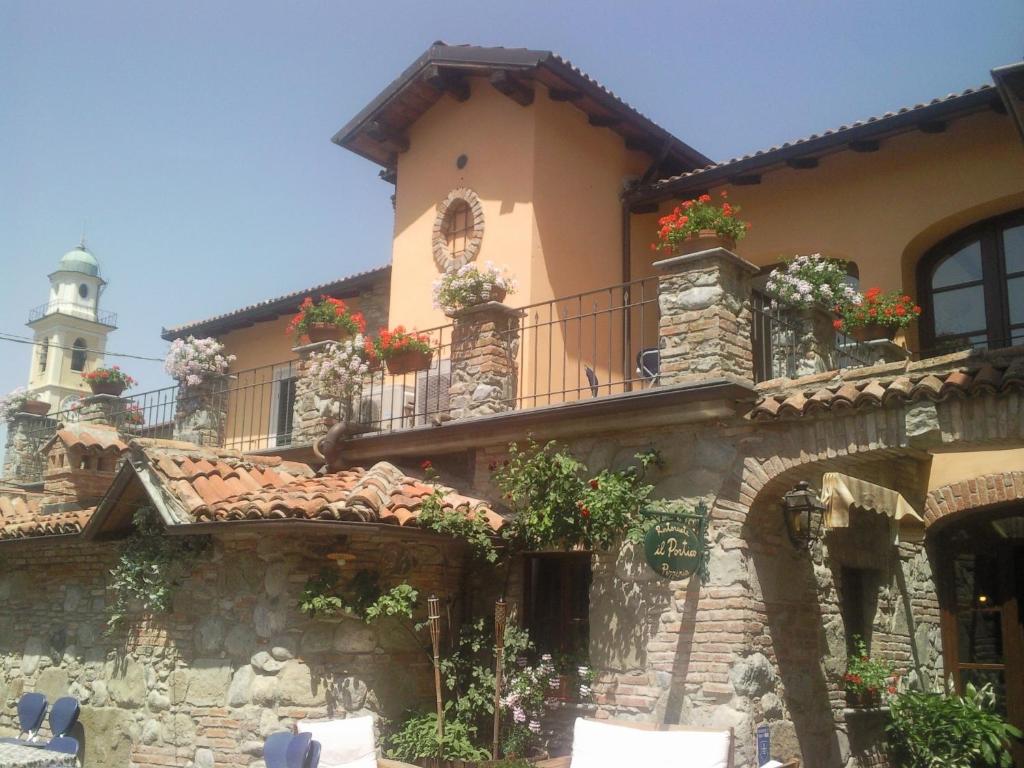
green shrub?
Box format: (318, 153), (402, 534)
(886, 682), (1022, 767)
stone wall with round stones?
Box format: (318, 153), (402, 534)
(0, 528), (465, 768)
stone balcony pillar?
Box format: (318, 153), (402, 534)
(654, 247), (760, 386)
(291, 341), (371, 446)
(771, 307), (838, 379)
(77, 393), (126, 427)
(2, 411), (51, 484)
(174, 376), (229, 447)
(447, 302), (522, 420)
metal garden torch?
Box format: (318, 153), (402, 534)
(492, 597), (508, 760)
(427, 594), (444, 747)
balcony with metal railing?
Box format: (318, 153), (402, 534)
(28, 301), (118, 327)
(15, 275), (922, 460)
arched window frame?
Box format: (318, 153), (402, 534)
(38, 338), (49, 372)
(70, 338), (88, 372)
(917, 209), (1024, 356)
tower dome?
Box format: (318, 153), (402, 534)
(58, 245), (100, 277)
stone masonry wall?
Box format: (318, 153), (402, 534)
(470, 416), (947, 768)
(0, 528), (466, 768)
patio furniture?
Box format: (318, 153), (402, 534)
(636, 347), (660, 384)
(585, 367), (599, 397)
(264, 732), (318, 768)
(19, 698), (80, 756)
(0, 741), (77, 768)
(533, 717), (735, 768)
(295, 717), (417, 768)
(0, 693), (47, 745)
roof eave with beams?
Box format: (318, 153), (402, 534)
(331, 43), (710, 176)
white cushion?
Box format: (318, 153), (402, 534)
(569, 718), (731, 768)
(297, 716), (377, 768)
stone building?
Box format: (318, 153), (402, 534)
(3, 44), (1024, 768)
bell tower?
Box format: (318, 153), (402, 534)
(25, 242), (117, 410)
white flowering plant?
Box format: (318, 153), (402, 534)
(433, 262), (516, 313)
(304, 335), (370, 399)
(0, 387), (30, 422)
(164, 336), (236, 387)
(765, 254), (861, 310)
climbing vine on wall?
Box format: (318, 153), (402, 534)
(106, 507), (209, 631)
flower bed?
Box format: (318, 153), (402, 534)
(434, 263), (516, 314)
(287, 295), (365, 342)
(652, 192), (749, 255)
(164, 336), (236, 387)
(371, 327), (434, 375)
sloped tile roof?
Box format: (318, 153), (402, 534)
(139, 441), (504, 530)
(751, 351), (1024, 421)
(0, 489), (93, 540)
(633, 84), (1000, 201)
(41, 422), (128, 454)
(161, 264), (390, 340)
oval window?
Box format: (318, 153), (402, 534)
(78, 284), (89, 299)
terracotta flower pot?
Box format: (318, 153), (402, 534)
(89, 380), (126, 397)
(20, 399), (51, 416)
(386, 349), (433, 375)
(846, 688), (882, 708)
(306, 323), (346, 344)
(849, 323), (897, 343)
(676, 229), (736, 256)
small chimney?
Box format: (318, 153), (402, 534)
(41, 423), (127, 508)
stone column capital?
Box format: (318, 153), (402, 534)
(652, 247), (760, 276)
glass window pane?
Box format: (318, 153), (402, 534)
(933, 285), (987, 337)
(1008, 276), (1024, 325)
(960, 669), (1008, 717)
(933, 241), (983, 288)
(953, 553), (1003, 607)
(957, 610), (1003, 663)
(1003, 224), (1024, 274)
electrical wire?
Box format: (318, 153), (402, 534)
(0, 331), (164, 363)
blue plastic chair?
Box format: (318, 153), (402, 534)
(305, 739), (322, 768)
(285, 732), (313, 768)
(264, 732), (293, 768)
(0, 692), (48, 744)
(21, 697), (81, 752)
(46, 736), (79, 756)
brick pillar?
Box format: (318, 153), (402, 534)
(174, 376), (228, 447)
(2, 412), (51, 484)
(291, 341), (369, 445)
(654, 247), (759, 386)
(77, 393), (126, 426)
(771, 307), (837, 379)
(447, 302), (522, 420)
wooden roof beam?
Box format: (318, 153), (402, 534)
(786, 157), (819, 170)
(548, 88), (583, 102)
(849, 139), (880, 152)
(366, 121), (409, 153)
(490, 71), (534, 107)
(423, 65), (470, 102)
(588, 114), (621, 128)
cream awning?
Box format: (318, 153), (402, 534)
(821, 472), (925, 543)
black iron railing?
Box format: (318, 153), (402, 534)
(28, 301), (118, 327)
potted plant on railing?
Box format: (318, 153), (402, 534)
(83, 366), (137, 397)
(119, 402), (146, 430)
(164, 336), (236, 390)
(651, 191), (750, 256)
(843, 636), (894, 709)
(287, 295), (366, 344)
(434, 262), (517, 315)
(0, 387), (50, 420)
(304, 334), (372, 432)
(834, 288), (921, 342)
(372, 326), (434, 376)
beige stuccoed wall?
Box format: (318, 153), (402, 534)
(630, 110), (1024, 313)
(390, 80), (538, 332)
(927, 446), (1024, 490)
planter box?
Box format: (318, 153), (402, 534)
(848, 323), (897, 343)
(89, 381), (126, 397)
(386, 349), (433, 376)
(675, 229), (736, 256)
(20, 399), (51, 417)
(307, 323), (349, 344)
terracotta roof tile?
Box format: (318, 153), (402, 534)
(751, 349), (1024, 421)
(0, 487), (93, 541)
(42, 423), (128, 455)
(177, 459), (505, 532)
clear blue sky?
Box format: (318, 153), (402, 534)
(1, 0), (1022, 400)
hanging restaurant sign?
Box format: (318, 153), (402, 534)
(642, 501), (708, 580)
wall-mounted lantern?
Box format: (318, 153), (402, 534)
(782, 480), (825, 549)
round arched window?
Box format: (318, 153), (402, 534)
(917, 209), (1024, 355)
(79, 283), (89, 299)
(70, 338), (88, 372)
(432, 188), (484, 272)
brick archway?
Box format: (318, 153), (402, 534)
(924, 471), (1024, 529)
